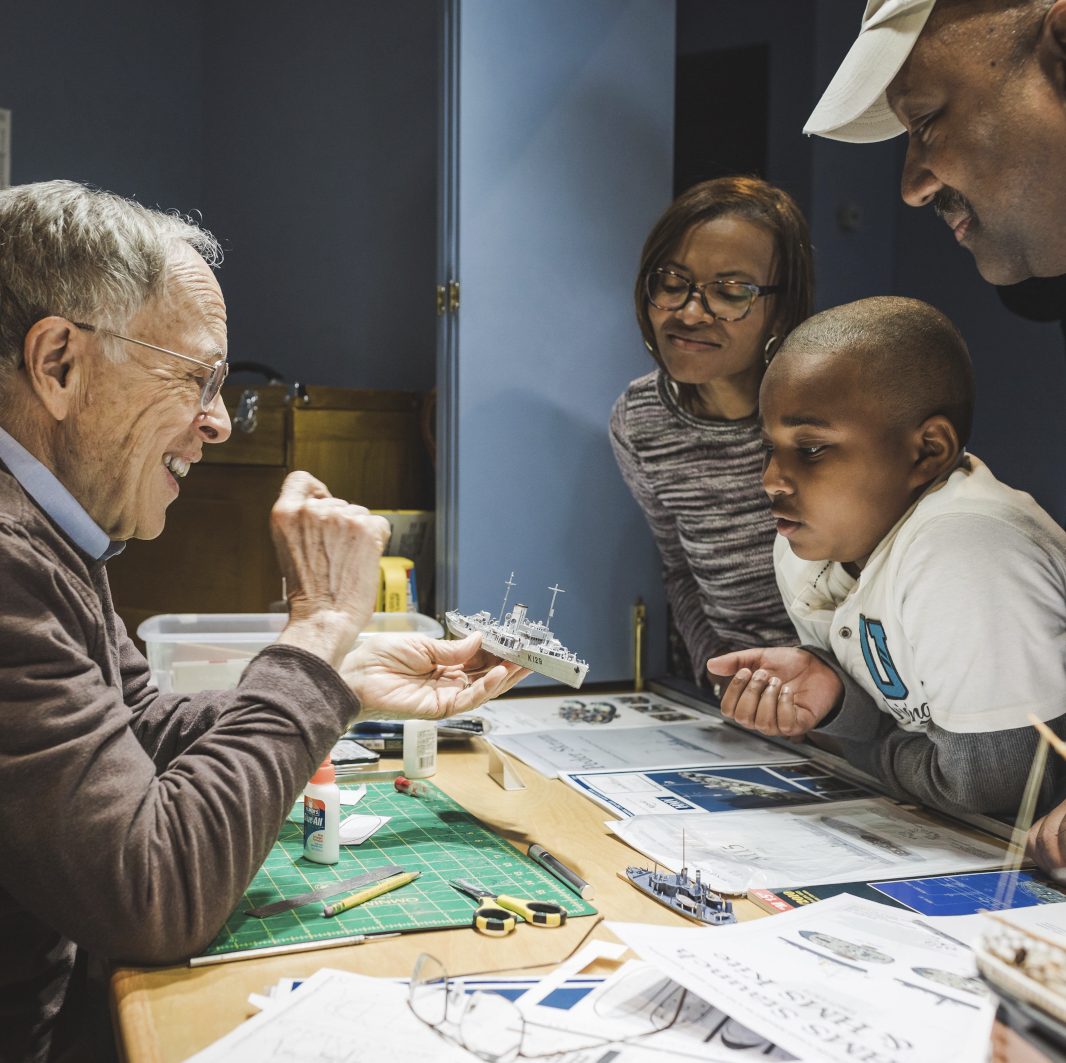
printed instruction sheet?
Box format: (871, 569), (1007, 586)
(487, 720), (800, 779)
(608, 797), (1007, 894)
(563, 761), (870, 817)
(611, 895), (996, 1063)
(472, 691), (701, 735)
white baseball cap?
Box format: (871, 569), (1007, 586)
(804, 0), (937, 143)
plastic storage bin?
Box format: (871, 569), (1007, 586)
(137, 611), (445, 694)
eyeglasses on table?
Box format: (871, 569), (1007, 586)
(407, 951), (691, 1061)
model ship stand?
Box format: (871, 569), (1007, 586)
(445, 573), (590, 689)
(621, 846), (737, 926)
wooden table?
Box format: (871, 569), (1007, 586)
(110, 738), (764, 1061)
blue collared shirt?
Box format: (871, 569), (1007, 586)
(0, 425), (124, 561)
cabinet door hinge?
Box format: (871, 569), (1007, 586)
(436, 279), (460, 315)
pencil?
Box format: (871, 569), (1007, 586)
(189, 932), (401, 966)
(321, 870), (420, 917)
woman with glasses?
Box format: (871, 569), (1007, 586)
(611, 176), (814, 682)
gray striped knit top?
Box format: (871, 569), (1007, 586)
(610, 370), (797, 681)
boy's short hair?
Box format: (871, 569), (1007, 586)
(777, 295), (975, 445)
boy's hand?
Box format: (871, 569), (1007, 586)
(706, 647), (844, 738)
(1027, 802), (1066, 875)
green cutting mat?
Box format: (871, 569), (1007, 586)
(198, 781), (598, 958)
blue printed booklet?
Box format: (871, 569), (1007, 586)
(749, 869), (1066, 916)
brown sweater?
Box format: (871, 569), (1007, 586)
(0, 467), (358, 1061)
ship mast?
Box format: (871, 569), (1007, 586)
(547, 583), (565, 624)
(498, 572), (516, 623)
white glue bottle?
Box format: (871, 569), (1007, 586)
(403, 719), (437, 780)
(303, 756), (340, 864)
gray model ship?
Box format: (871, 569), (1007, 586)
(621, 829), (736, 925)
(623, 863), (736, 926)
(445, 573), (589, 689)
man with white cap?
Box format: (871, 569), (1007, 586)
(811, 17), (1066, 1056)
(806, 0), (1066, 286)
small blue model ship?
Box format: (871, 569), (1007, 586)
(623, 863), (736, 926)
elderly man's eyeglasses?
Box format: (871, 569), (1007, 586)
(645, 268), (781, 323)
(408, 953), (688, 1061)
(73, 322), (228, 412)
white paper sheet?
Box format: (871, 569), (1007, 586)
(522, 959), (795, 1061)
(447, 940), (795, 1062)
(610, 894), (997, 1063)
(338, 812), (390, 845)
(563, 761), (869, 817)
(489, 720), (800, 779)
(936, 898), (1066, 951)
(339, 785), (367, 806)
(988, 900), (1066, 936)
(609, 797), (1007, 893)
(188, 963), (700, 1063)
(471, 692), (701, 735)
(185, 967), (472, 1063)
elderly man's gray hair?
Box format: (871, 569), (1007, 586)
(0, 180), (221, 384)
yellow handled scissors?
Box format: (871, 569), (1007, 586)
(448, 878), (567, 936)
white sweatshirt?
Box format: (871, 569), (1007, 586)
(775, 455), (1066, 816)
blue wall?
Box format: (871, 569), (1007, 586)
(201, 1), (438, 392)
(449, 0), (675, 682)
(0, 0), (204, 210)
(0, 0), (438, 395)
(809, 0), (900, 309)
(676, 0), (815, 219)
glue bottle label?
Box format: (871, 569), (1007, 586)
(304, 796), (327, 853)
(402, 719), (437, 780)
(303, 759), (340, 864)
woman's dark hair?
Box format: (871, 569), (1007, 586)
(635, 176), (814, 407)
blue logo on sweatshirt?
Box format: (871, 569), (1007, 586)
(859, 615), (908, 700)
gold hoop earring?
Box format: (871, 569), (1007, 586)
(763, 334), (779, 365)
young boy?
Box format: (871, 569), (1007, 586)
(708, 296), (1066, 819)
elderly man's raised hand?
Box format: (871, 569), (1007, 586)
(706, 646), (844, 739)
(342, 632), (530, 720)
(270, 471), (390, 668)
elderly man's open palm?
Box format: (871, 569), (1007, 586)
(343, 632), (530, 720)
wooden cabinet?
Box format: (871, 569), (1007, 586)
(107, 383), (433, 640)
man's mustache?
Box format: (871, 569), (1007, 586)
(933, 188), (975, 220)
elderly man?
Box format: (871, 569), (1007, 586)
(806, 0), (1066, 286)
(0, 179), (525, 1062)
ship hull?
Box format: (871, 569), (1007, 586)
(445, 611), (588, 689)
(623, 866), (736, 926)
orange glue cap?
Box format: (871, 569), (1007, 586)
(310, 757), (336, 785)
